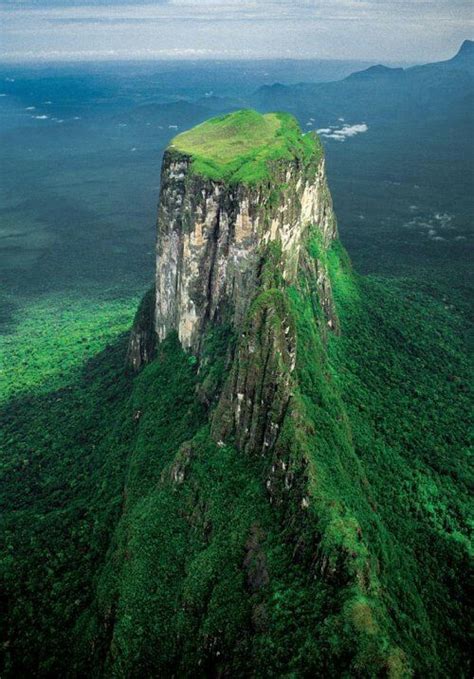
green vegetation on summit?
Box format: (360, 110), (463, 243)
(170, 109), (321, 183)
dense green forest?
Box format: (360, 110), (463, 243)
(1, 236), (471, 676)
(0, 47), (472, 676)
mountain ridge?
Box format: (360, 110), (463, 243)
(254, 39), (473, 96)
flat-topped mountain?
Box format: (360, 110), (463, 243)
(118, 110), (468, 677)
(129, 110), (335, 366)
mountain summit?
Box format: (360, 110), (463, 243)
(346, 64), (405, 81)
(455, 38), (474, 58)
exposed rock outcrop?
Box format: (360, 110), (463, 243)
(126, 288), (156, 371)
(211, 287), (296, 455)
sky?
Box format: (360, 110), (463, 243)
(0, 0), (472, 63)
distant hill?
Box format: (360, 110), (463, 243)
(194, 94), (244, 112)
(252, 41), (474, 123)
(412, 39), (474, 73)
(348, 40), (474, 81)
(346, 64), (406, 81)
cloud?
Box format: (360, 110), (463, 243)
(319, 122), (368, 141)
(434, 212), (454, 228)
(340, 123), (368, 136)
(0, 0), (472, 61)
(404, 211), (460, 241)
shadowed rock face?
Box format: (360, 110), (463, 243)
(211, 286), (297, 455)
(130, 141), (337, 364)
(126, 288), (156, 372)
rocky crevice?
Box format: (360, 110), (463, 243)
(126, 288), (156, 371)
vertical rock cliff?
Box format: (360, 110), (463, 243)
(153, 145), (336, 354)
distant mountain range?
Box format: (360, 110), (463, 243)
(251, 40), (474, 124)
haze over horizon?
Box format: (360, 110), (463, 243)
(0, 0), (472, 64)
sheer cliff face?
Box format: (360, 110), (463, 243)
(153, 148), (337, 354)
